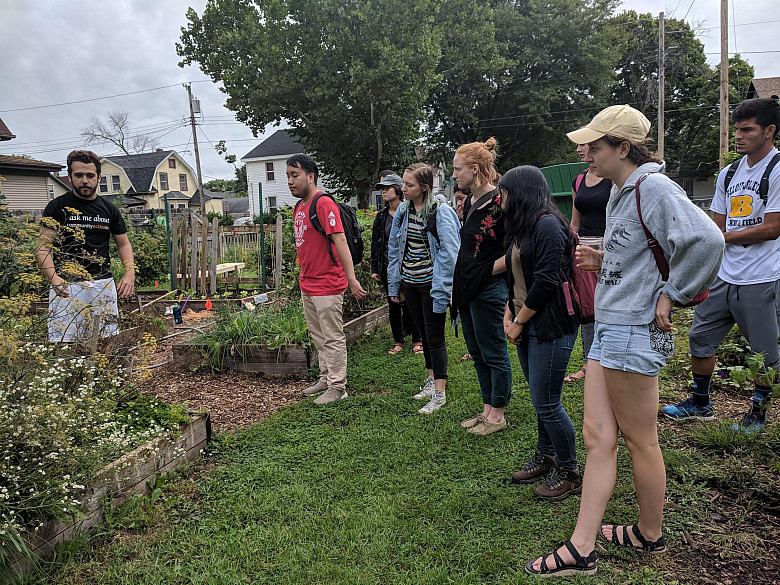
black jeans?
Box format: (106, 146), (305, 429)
(402, 282), (448, 380)
(382, 270), (420, 344)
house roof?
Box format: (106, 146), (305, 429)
(224, 196), (249, 214)
(0, 154), (62, 172)
(49, 173), (70, 189)
(0, 117), (15, 141)
(241, 129), (302, 161)
(747, 77), (780, 100)
(189, 189), (225, 205)
(102, 193), (146, 206)
(103, 150), (172, 193)
(164, 190), (190, 200)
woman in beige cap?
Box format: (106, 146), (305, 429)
(525, 105), (724, 577)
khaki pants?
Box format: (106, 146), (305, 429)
(302, 292), (347, 393)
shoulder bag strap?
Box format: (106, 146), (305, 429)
(464, 189), (497, 224)
(634, 172), (670, 281)
(759, 151), (780, 203)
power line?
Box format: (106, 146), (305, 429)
(0, 81), (209, 113)
(682, 0), (697, 22)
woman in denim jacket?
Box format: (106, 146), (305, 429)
(387, 163), (461, 414)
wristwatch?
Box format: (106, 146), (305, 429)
(513, 316), (526, 326)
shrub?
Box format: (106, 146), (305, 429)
(122, 224), (168, 286)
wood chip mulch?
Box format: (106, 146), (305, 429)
(132, 324), (308, 432)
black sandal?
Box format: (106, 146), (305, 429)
(598, 523), (667, 554)
(524, 540), (598, 577)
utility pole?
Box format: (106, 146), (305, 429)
(658, 11), (665, 160)
(185, 82), (208, 293)
(720, 0), (729, 168)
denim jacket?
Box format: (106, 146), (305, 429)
(387, 200), (461, 313)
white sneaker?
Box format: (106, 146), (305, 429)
(413, 377), (435, 400)
(418, 391), (446, 414)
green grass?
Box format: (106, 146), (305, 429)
(31, 327), (779, 585)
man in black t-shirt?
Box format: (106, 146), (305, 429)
(36, 150), (135, 342)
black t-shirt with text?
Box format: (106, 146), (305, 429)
(42, 191), (127, 279)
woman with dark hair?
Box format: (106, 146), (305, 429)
(525, 105), (723, 577)
(370, 172), (422, 356)
(387, 163), (461, 414)
(452, 138), (512, 435)
(500, 165), (581, 498)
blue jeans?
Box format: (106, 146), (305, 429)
(516, 325), (578, 469)
(459, 277), (512, 408)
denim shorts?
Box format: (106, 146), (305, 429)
(588, 320), (674, 376)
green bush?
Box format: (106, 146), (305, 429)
(122, 224), (168, 286)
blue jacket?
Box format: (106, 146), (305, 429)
(387, 200), (461, 313)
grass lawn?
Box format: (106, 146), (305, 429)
(34, 323), (780, 585)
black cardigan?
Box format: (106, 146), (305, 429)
(370, 206), (391, 276)
(505, 215), (579, 342)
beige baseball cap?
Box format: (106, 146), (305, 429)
(567, 105), (651, 144)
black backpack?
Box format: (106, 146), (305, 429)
(295, 192), (364, 267)
(723, 152), (780, 204)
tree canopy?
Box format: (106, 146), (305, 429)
(178, 0), (755, 201)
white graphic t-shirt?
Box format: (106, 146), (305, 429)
(710, 148), (780, 285)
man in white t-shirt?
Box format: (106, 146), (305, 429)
(663, 98), (780, 432)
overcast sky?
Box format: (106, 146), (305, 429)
(0, 0), (776, 181)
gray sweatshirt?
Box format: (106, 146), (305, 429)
(596, 162), (724, 325)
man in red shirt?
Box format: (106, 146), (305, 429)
(288, 154), (367, 404)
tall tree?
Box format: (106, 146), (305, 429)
(426, 0), (620, 172)
(178, 0), (441, 206)
(80, 111), (160, 155)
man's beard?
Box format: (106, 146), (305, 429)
(75, 185), (97, 198)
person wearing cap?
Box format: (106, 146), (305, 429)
(525, 105), (723, 577)
(370, 171), (422, 355)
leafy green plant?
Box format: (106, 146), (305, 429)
(728, 352), (780, 416)
(195, 301), (312, 371)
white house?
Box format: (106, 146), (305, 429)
(241, 129), (304, 217)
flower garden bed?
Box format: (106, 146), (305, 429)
(12, 414), (210, 576)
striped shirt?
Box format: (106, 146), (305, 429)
(401, 209), (434, 284)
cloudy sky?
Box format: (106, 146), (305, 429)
(0, 0), (776, 180)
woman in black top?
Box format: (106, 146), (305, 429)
(370, 173), (421, 355)
(564, 143), (612, 383)
(451, 138), (511, 436)
(501, 166), (581, 501)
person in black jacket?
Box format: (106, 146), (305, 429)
(370, 172), (422, 355)
(500, 166), (581, 501)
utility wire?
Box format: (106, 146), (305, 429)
(0, 81), (209, 113)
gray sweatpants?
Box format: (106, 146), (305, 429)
(689, 276), (780, 369)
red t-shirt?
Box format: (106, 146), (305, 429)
(294, 193), (348, 296)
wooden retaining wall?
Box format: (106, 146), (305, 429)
(14, 414), (210, 576)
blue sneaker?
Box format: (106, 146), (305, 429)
(661, 397), (714, 421)
(731, 410), (766, 434)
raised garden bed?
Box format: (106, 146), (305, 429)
(172, 304), (389, 375)
(13, 414), (210, 576)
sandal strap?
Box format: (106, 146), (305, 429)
(623, 524), (632, 546)
(563, 540), (582, 563)
(631, 524), (665, 551)
(563, 540), (598, 569)
(551, 550), (564, 571)
(538, 553), (552, 574)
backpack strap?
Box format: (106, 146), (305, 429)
(634, 172), (670, 281)
(307, 192), (339, 266)
(723, 158), (741, 192)
(421, 201), (440, 243)
(759, 151), (780, 203)
(574, 170), (587, 193)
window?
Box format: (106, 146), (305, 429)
(168, 159), (176, 169)
(111, 174), (121, 192)
(179, 174), (188, 191)
(265, 162), (275, 182)
(268, 196), (277, 212)
(178, 203), (185, 209)
(48, 184), (55, 200)
(160, 172), (168, 190)
(99, 176), (108, 193)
